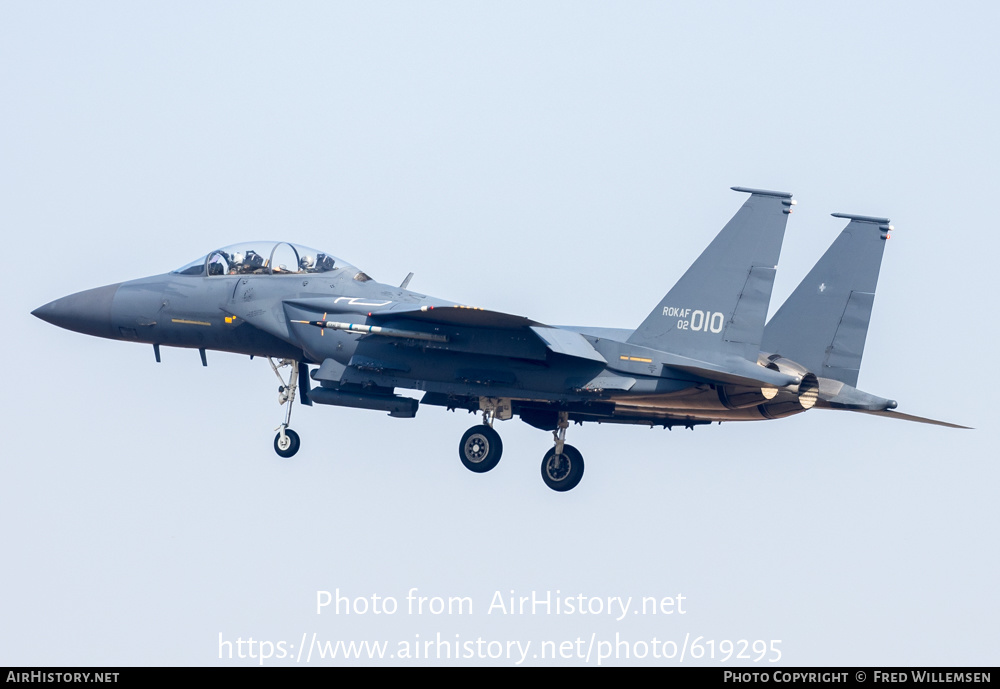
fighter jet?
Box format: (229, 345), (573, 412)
(32, 187), (966, 492)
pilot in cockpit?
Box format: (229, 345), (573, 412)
(315, 253), (335, 271)
(241, 250), (265, 273)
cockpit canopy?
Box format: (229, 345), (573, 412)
(172, 242), (358, 277)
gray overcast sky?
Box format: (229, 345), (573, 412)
(2, 1), (997, 666)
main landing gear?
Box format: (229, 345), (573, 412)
(270, 358), (301, 458)
(540, 411), (584, 492)
(459, 400), (504, 473)
(459, 425), (502, 473)
(457, 404), (586, 492)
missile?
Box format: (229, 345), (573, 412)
(291, 319), (449, 343)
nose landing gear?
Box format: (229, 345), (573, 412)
(270, 358), (302, 458)
(274, 428), (301, 458)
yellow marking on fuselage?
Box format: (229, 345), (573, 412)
(171, 318), (212, 327)
(619, 355), (653, 363)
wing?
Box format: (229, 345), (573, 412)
(282, 298), (612, 367)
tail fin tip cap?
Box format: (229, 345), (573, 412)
(831, 212), (891, 224)
(731, 186), (793, 199)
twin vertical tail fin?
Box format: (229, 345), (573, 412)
(761, 213), (892, 387)
(627, 187), (794, 365)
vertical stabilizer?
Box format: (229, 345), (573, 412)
(761, 213), (892, 386)
(627, 187), (794, 364)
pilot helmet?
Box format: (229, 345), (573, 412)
(299, 255), (315, 270)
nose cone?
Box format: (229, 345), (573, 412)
(32, 283), (122, 339)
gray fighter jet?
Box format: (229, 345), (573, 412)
(32, 187), (966, 491)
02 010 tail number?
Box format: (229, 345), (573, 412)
(662, 307), (724, 333)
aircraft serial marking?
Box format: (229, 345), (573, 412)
(663, 308), (725, 333)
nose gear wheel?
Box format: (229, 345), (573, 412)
(274, 428), (301, 458)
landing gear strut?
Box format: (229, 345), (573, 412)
(270, 358), (301, 458)
(540, 411), (584, 492)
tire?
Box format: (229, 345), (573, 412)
(540, 444), (584, 492)
(459, 425), (503, 473)
(274, 428), (301, 458)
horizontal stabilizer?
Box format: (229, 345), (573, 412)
(846, 408), (972, 430)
